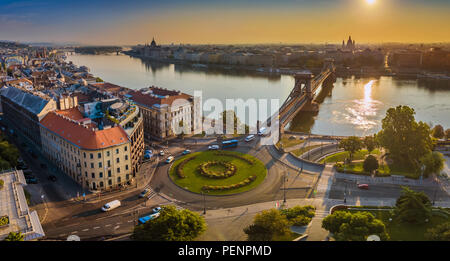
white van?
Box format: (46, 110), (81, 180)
(245, 135), (255, 142)
(101, 200), (121, 212)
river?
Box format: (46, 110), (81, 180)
(67, 53), (450, 136)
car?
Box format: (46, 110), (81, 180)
(245, 135), (255, 142)
(145, 149), (152, 154)
(138, 212), (160, 224)
(139, 189), (150, 198)
(357, 184), (369, 189)
(159, 150), (165, 156)
(26, 177), (38, 184)
(48, 175), (57, 182)
(152, 207), (162, 213)
(165, 156), (174, 164)
(182, 149), (191, 155)
(208, 145), (219, 150)
(144, 154), (152, 160)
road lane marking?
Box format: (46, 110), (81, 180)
(105, 224), (111, 227)
(127, 220), (133, 223)
(114, 225), (120, 230)
(82, 228), (89, 232)
(93, 226), (100, 230)
(116, 222), (122, 225)
(71, 231), (78, 234)
(59, 234), (66, 237)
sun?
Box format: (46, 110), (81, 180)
(366, 0), (376, 4)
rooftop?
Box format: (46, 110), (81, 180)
(40, 109), (130, 150)
(0, 170), (45, 241)
(127, 86), (192, 109)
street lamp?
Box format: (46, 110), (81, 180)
(283, 172), (288, 204)
(344, 182), (347, 204)
(202, 191), (206, 215)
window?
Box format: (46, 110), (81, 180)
(126, 174), (129, 180)
(98, 153), (101, 159)
(99, 172), (103, 178)
(124, 146), (127, 152)
(90, 153), (93, 159)
(83, 152), (86, 158)
(117, 176), (121, 183)
(116, 148), (119, 154)
(99, 162), (102, 168)
(117, 167), (120, 173)
(85, 171), (87, 177)
(84, 162), (87, 168)
(125, 155), (128, 161)
(100, 181), (104, 187)
(108, 170), (111, 177)
(125, 165), (129, 170)
(91, 173), (95, 178)
(107, 151), (110, 157)
(108, 179), (112, 185)
(116, 158), (120, 163)
(107, 160), (111, 167)
(90, 163), (94, 168)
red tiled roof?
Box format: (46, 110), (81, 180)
(40, 111), (129, 150)
(55, 107), (84, 120)
(127, 88), (192, 109)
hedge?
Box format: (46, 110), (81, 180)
(202, 175), (257, 191)
(176, 156), (197, 178)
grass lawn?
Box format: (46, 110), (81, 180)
(276, 136), (305, 149)
(320, 149), (381, 164)
(345, 208), (449, 241)
(169, 150), (267, 195)
(336, 160), (418, 178)
(291, 144), (322, 157)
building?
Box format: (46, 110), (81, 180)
(342, 36), (356, 51)
(389, 50), (423, 68)
(0, 170), (45, 241)
(0, 86), (57, 148)
(127, 86), (201, 141)
(39, 101), (144, 191)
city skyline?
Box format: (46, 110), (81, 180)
(1, 0), (450, 45)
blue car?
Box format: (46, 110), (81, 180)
(182, 149), (191, 155)
(145, 150), (152, 154)
(144, 154), (152, 160)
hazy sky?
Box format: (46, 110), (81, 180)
(1, 0), (449, 45)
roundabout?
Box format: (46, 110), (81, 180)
(169, 150), (267, 195)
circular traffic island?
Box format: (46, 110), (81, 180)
(169, 150), (267, 195)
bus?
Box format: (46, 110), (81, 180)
(138, 212), (160, 224)
(222, 139), (238, 148)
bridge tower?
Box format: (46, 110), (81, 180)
(293, 71), (313, 99)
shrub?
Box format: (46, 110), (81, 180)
(202, 176), (257, 191)
(0, 179), (3, 190)
(198, 161), (237, 179)
(0, 216), (9, 226)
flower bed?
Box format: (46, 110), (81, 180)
(198, 161), (237, 179)
(202, 175), (256, 191)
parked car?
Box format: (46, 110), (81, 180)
(357, 184), (369, 189)
(159, 150), (165, 156)
(165, 156), (174, 164)
(101, 200), (121, 212)
(152, 207), (162, 213)
(139, 189), (150, 198)
(48, 175), (57, 182)
(26, 177), (38, 184)
(208, 145), (219, 150)
(245, 135), (255, 142)
(182, 149), (191, 155)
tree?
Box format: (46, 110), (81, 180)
(394, 187), (432, 224)
(376, 105), (433, 170)
(132, 205), (206, 241)
(432, 125), (445, 139)
(338, 136), (363, 162)
(322, 211), (389, 241)
(363, 135), (377, 153)
(280, 205), (316, 226)
(445, 129), (450, 140)
(363, 155), (379, 174)
(244, 209), (291, 241)
(3, 231), (24, 241)
(95, 77), (103, 82)
(425, 222), (450, 241)
(420, 151), (445, 178)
